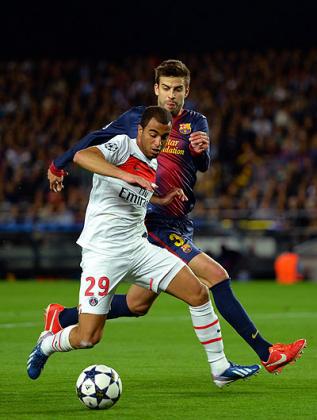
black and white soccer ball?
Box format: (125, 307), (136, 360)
(76, 364), (122, 410)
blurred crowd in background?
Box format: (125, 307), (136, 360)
(1, 50), (317, 234)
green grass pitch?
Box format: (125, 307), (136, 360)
(0, 280), (316, 419)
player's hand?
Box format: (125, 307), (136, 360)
(123, 173), (157, 192)
(189, 131), (209, 155)
(48, 168), (67, 192)
(158, 187), (188, 206)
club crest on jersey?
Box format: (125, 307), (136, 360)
(89, 297), (99, 306)
(181, 244), (192, 253)
(179, 123), (192, 134)
(104, 142), (118, 152)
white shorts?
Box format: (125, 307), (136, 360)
(78, 238), (185, 315)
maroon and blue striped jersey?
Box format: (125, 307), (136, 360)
(54, 106), (210, 218)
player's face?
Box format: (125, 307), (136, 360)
(154, 77), (189, 116)
(137, 118), (171, 159)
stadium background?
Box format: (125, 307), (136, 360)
(1, 3), (317, 420)
(1, 2), (317, 280)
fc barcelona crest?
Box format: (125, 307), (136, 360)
(179, 123), (191, 134)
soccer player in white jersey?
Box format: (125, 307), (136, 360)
(27, 106), (260, 388)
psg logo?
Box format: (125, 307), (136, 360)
(89, 297), (99, 306)
(104, 143), (118, 152)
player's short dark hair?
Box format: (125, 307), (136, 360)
(140, 106), (172, 128)
(154, 59), (190, 87)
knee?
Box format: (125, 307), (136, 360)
(78, 330), (103, 348)
(129, 301), (151, 316)
(126, 287), (158, 317)
(212, 266), (229, 283)
(189, 284), (209, 307)
(203, 265), (228, 287)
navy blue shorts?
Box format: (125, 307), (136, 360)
(145, 215), (202, 264)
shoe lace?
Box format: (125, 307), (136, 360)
(228, 361), (250, 369)
(228, 361), (235, 367)
(227, 362), (250, 374)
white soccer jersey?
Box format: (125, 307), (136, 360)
(77, 135), (158, 254)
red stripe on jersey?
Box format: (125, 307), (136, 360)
(201, 337), (223, 345)
(149, 278), (154, 291)
(194, 319), (219, 330)
(118, 156), (156, 183)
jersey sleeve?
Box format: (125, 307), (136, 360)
(53, 107), (143, 169)
(96, 135), (130, 166)
(192, 115), (211, 173)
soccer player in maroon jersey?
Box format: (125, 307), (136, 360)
(46, 60), (306, 374)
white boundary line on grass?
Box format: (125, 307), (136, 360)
(0, 321), (42, 329)
(0, 312), (317, 329)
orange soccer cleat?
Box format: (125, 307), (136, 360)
(261, 338), (307, 373)
(44, 303), (64, 334)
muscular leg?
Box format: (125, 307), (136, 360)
(188, 252), (228, 287)
(69, 313), (106, 348)
(164, 266), (209, 306)
(57, 293), (140, 329)
(189, 252), (272, 361)
(126, 285), (159, 315)
(55, 234), (226, 327)
(52, 251), (269, 361)
(164, 265), (231, 377)
(41, 313), (106, 357)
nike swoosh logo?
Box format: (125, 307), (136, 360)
(266, 353), (287, 367)
(252, 331), (259, 339)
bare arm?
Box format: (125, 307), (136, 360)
(73, 147), (156, 191)
(150, 187), (188, 206)
(47, 106), (144, 192)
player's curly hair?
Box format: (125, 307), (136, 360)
(154, 59), (190, 87)
(140, 106), (172, 128)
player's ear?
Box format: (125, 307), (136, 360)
(184, 85), (190, 98)
(137, 124), (143, 137)
(154, 83), (159, 97)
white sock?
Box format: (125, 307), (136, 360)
(41, 325), (76, 356)
(189, 300), (230, 376)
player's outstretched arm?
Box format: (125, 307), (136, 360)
(48, 106), (144, 191)
(73, 147), (156, 192)
(48, 131), (110, 193)
(150, 187), (188, 206)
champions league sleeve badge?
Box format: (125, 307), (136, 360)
(104, 142), (119, 152)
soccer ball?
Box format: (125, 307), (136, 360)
(76, 364), (122, 410)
